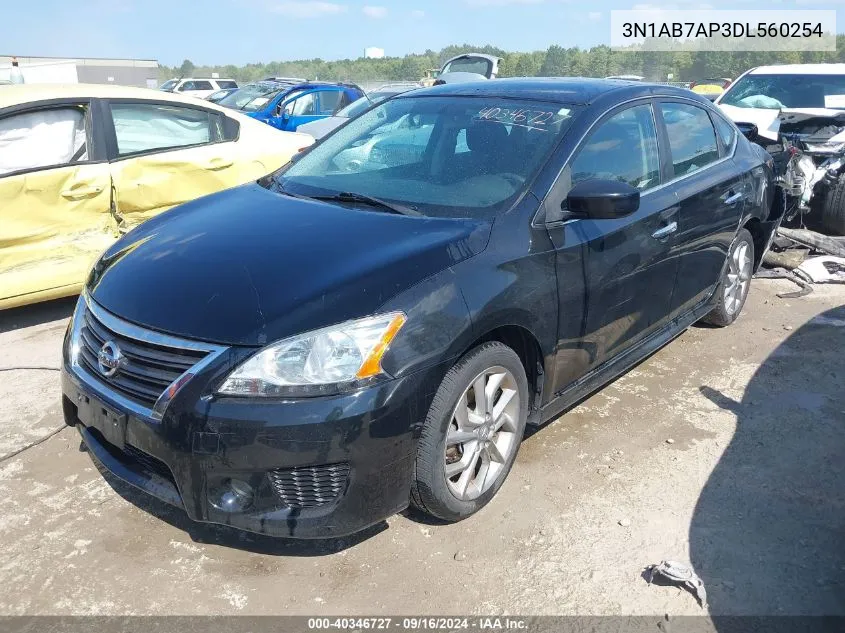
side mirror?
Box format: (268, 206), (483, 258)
(736, 122), (759, 143)
(564, 179), (640, 220)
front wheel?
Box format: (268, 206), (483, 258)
(410, 342), (529, 522)
(701, 227), (755, 327)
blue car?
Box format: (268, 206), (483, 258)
(217, 81), (364, 132)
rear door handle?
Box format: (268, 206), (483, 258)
(722, 191), (744, 205)
(61, 185), (103, 199)
(652, 221), (678, 240)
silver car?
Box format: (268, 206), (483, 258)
(297, 84), (418, 140)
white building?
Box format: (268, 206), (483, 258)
(0, 56), (159, 87)
(364, 47), (385, 59)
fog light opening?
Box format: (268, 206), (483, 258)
(208, 478), (254, 513)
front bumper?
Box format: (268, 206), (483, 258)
(62, 355), (442, 539)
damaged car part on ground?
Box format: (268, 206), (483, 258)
(61, 78), (781, 539)
(715, 64), (845, 235)
(645, 560), (708, 609)
(752, 225), (845, 298)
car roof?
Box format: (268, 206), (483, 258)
(166, 78), (234, 82)
(263, 81), (361, 94)
(403, 77), (697, 105)
(748, 64), (845, 75)
(0, 83), (236, 111)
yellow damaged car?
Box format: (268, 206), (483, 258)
(0, 84), (312, 309)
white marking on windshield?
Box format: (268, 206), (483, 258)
(475, 106), (565, 132)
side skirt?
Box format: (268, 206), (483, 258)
(533, 298), (716, 426)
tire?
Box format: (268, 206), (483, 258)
(701, 228), (755, 327)
(820, 175), (845, 236)
(410, 342), (529, 522)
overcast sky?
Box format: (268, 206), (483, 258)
(2, 0), (841, 66)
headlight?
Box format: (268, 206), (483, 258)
(217, 312), (406, 397)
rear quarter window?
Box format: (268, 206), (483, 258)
(712, 113), (737, 155)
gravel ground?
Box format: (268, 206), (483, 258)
(0, 279), (843, 616)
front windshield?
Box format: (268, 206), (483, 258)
(219, 83), (286, 111)
(276, 96), (578, 219)
(159, 80), (177, 91)
(441, 57), (493, 78)
(721, 74), (845, 110)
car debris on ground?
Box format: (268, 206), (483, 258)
(645, 560), (708, 609)
(756, 225), (845, 297)
(777, 227), (845, 258)
(794, 256), (845, 284)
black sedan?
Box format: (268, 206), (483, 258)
(61, 78), (780, 538)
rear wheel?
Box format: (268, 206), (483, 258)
(702, 228), (755, 327)
(820, 175), (845, 236)
(410, 342), (528, 522)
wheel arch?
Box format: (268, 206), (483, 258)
(742, 216), (767, 272)
(457, 323), (546, 418)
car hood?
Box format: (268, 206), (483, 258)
(87, 184), (489, 346)
(719, 103), (845, 141)
(297, 116), (345, 139)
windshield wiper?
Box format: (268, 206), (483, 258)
(308, 192), (421, 216)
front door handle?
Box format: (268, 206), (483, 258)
(652, 221), (678, 240)
(61, 185), (103, 199)
(722, 191), (744, 205)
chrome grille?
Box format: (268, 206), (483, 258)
(77, 302), (209, 409)
(267, 463), (350, 509)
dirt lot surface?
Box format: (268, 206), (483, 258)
(0, 280), (843, 617)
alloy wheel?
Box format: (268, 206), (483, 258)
(724, 240), (752, 316)
(444, 366), (521, 501)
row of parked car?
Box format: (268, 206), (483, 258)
(5, 62), (845, 311)
(156, 53), (506, 134)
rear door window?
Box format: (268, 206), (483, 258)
(660, 102), (720, 177)
(193, 80), (214, 91)
(318, 91), (344, 115)
(109, 103), (223, 156)
(570, 103), (660, 191)
(0, 105), (89, 176)
(216, 80), (237, 89)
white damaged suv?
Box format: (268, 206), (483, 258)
(715, 64), (845, 234)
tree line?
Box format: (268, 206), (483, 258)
(163, 38), (845, 85)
